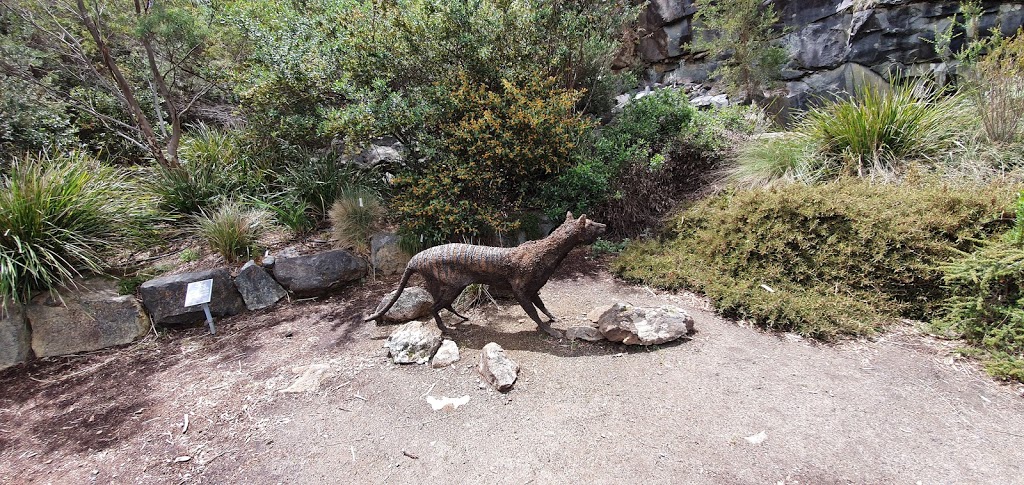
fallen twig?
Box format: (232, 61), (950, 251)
(402, 449), (419, 459)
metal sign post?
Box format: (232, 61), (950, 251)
(184, 279), (216, 335)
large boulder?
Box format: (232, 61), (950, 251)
(373, 286), (433, 324)
(27, 279), (150, 358)
(370, 233), (411, 276)
(235, 261), (287, 311)
(0, 303), (31, 370)
(478, 342), (519, 392)
(385, 321), (442, 364)
(591, 302), (694, 346)
(273, 249), (367, 296)
(139, 268), (245, 325)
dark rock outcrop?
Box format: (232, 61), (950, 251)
(273, 250), (367, 296)
(140, 268), (245, 325)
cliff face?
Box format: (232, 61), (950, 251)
(634, 0), (1024, 111)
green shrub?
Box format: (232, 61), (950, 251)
(329, 187), (384, 254)
(693, 0), (787, 100)
(730, 134), (814, 187)
(392, 74), (589, 243)
(277, 149), (382, 220)
(0, 151), (150, 304)
(931, 190), (1024, 382)
(193, 200), (271, 263)
(613, 180), (1016, 340)
(543, 89), (741, 236)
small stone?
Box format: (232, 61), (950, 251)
(373, 287), (432, 324)
(595, 302), (694, 345)
(280, 364), (331, 393)
(566, 325), (604, 342)
(385, 321), (442, 364)
(431, 339), (460, 368)
(478, 342), (519, 392)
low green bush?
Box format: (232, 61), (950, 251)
(931, 191), (1024, 382)
(0, 151), (151, 304)
(613, 180), (1016, 340)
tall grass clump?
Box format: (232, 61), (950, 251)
(193, 200), (271, 263)
(0, 151), (150, 305)
(152, 125), (267, 216)
(613, 180), (1016, 340)
(329, 187), (383, 254)
(800, 83), (973, 178)
(730, 133), (813, 187)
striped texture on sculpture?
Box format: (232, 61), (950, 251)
(365, 212), (606, 338)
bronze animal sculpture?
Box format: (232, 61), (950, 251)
(365, 212), (606, 338)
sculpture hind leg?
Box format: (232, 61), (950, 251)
(531, 293), (556, 322)
(429, 283), (468, 332)
(513, 290), (563, 338)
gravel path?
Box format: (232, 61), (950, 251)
(2, 254), (1023, 483)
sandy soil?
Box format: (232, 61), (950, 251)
(2, 250), (1024, 484)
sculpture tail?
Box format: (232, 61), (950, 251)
(364, 265), (415, 323)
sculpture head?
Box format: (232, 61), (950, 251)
(562, 211), (606, 244)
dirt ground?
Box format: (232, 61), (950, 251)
(2, 249), (1024, 484)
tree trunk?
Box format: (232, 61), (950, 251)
(76, 0), (178, 169)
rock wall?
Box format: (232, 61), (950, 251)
(635, 0), (1024, 111)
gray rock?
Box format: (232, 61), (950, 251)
(354, 138), (405, 168)
(280, 364), (331, 393)
(0, 303), (31, 370)
(374, 286), (432, 324)
(663, 19), (691, 58)
(647, 0), (694, 26)
(783, 12), (851, 69)
(385, 321), (442, 364)
(431, 339), (460, 368)
(370, 233), (411, 276)
(273, 249), (367, 296)
(478, 342), (519, 392)
(664, 62), (710, 85)
(139, 268), (244, 326)
(566, 325), (604, 342)
(802, 62), (888, 107)
(592, 302), (694, 346)
(235, 261), (287, 311)
(27, 279), (149, 358)
(692, 94), (729, 108)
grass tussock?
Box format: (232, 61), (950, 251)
(613, 179), (1017, 340)
(329, 188), (383, 254)
(0, 151), (151, 304)
(194, 200), (272, 263)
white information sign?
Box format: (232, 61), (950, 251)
(184, 279), (214, 307)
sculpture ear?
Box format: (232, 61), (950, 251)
(565, 211), (574, 221)
(578, 214), (586, 222)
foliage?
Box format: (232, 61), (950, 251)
(1, 0), (238, 167)
(613, 180), (1015, 340)
(591, 238), (630, 256)
(276, 149), (384, 220)
(391, 74), (589, 243)
(930, 191), (1024, 382)
(151, 125), (265, 216)
(329, 187), (384, 254)
(737, 83), (976, 186)
(0, 151), (151, 305)
(544, 90), (749, 236)
(193, 200), (271, 263)
(730, 134), (814, 187)
(693, 0), (787, 100)
(960, 29), (1024, 144)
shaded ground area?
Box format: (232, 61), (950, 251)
(2, 249), (1023, 483)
